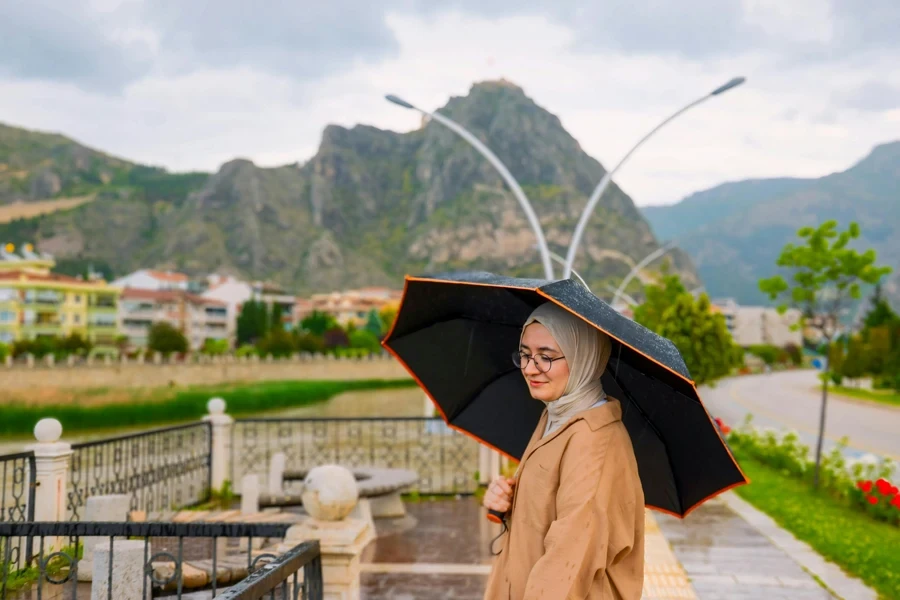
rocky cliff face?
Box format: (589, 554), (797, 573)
(1, 81), (698, 295)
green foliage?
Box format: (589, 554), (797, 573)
(301, 310), (338, 336)
(256, 328), (295, 357)
(9, 333), (92, 359)
(635, 273), (740, 386)
(237, 300), (269, 346)
(147, 322), (188, 354)
(201, 338), (229, 355)
(323, 326), (350, 349)
(235, 344), (258, 358)
(348, 329), (382, 354)
(759, 220), (892, 342)
(746, 344), (781, 366)
(840, 336), (868, 382)
(632, 272), (688, 333)
(0, 342), (8, 361)
(729, 449), (900, 599)
(364, 309), (384, 337)
(270, 303), (284, 332)
(294, 331), (326, 354)
(379, 304), (398, 335)
(0, 379), (418, 436)
(654, 293), (742, 386)
(833, 385), (900, 407)
(863, 283), (899, 330)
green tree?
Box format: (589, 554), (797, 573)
(379, 304), (399, 336)
(0, 342), (9, 362)
(652, 293), (741, 386)
(270, 303), (285, 332)
(364, 309), (384, 338)
(202, 338), (229, 355)
(866, 326), (892, 375)
(294, 332), (326, 354)
(237, 300), (269, 345)
(759, 220), (892, 487)
(257, 328), (295, 357)
(147, 322), (188, 354)
(840, 336), (868, 384)
(301, 310), (338, 336)
(632, 272), (688, 334)
(348, 329), (382, 354)
(863, 283), (898, 330)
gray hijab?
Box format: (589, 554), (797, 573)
(521, 302), (613, 435)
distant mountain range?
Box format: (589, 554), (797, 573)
(642, 141), (900, 307)
(0, 81), (698, 295)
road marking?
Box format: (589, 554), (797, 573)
(727, 380), (900, 462)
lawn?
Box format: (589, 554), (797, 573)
(833, 385), (900, 408)
(0, 378), (418, 437)
(732, 451), (900, 600)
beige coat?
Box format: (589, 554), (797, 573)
(484, 399), (645, 599)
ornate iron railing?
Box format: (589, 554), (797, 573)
(67, 423), (212, 521)
(216, 541), (322, 600)
(232, 418), (480, 495)
(0, 453), (35, 524)
(0, 521), (306, 600)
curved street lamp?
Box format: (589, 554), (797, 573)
(386, 94), (555, 280)
(562, 77), (746, 280)
(610, 241), (676, 307)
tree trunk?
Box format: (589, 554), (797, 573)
(813, 373), (828, 488)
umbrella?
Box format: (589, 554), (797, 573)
(381, 271), (748, 518)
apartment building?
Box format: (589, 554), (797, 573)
(118, 289), (230, 350)
(712, 298), (803, 347)
(297, 287), (402, 328)
(111, 269), (190, 291)
(0, 243), (121, 353)
(202, 274), (295, 330)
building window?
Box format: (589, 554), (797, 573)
(74, 295), (81, 303)
(0, 331), (13, 343)
(60, 314), (66, 324)
(74, 315), (81, 324)
(0, 310), (14, 323)
(0, 288), (15, 301)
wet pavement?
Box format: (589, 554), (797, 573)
(656, 498), (834, 600)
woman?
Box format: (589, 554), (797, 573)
(482, 302), (645, 599)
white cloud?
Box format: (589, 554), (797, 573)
(0, 4), (898, 208)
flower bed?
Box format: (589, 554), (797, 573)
(726, 415), (899, 527)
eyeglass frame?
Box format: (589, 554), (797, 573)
(511, 350), (567, 374)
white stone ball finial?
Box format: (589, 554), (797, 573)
(302, 465), (359, 521)
(34, 418), (63, 443)
(207, 397), (226, 415)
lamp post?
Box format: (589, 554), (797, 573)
(386, 94), (555, 280)
(562, 77), (746, 280)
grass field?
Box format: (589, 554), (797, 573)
(0, 378), (418, 436)
(732, 451), (900, 600)
(0, 195), (94, 224)
(833, 385), (900, 408)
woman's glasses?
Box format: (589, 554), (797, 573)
(511, 350), (566, 374)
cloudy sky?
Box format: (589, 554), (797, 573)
(1, 0), (898, 206)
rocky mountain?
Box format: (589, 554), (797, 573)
(0, 81), (698, 294)
(643, 141), (900, 306)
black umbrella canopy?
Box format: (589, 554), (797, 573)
(382, 271), (748, 517)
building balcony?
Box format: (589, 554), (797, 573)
(21, 323), (63, 336)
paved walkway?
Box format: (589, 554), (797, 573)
(359, 498), (696, 599)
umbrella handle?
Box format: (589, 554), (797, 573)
(486, 509), (506, 524)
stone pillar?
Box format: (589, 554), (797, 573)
(153, 352), (162, 365)
(276, 466), (373, 600)
(136, 352), (145, 365)
(91, 540), (145, 600)
(25, 353), (34, 368)
(240, 474), (259, 515)
(120, 354), (128, 365)
(269, 452), (286, 496)
(4, 355), (11, 367)
(103, 354), (112, 366)
(67, 354), (75, 367)
(86, 355), (94, 367)
(45, 354), (55, 368)
(26, 418), (73, 550)
(78, 494), (130, 581)
(202, 398), (234, 492)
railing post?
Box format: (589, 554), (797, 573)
(203, 397), (234, 492)
(26, 418), (72, 549)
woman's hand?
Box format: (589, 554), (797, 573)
(483, 475), (516, 513)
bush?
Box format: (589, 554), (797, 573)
(201, 338), (229, 355)
(257, 328), (295, 357)
(746, 344), (780, 366)
(783, 343), (803, 366)
(0, 342), (8, 362)
(727, 415), (898, 526)
(323, 327), (350, 350)
(147, 322), (189, 354)
(348, 329), (381, 354)
(294, 332), (325, 354)
(235, 344), (258, 358)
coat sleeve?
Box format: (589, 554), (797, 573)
(522, 429), (639, 600)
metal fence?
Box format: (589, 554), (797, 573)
(0, 521), (307, 600)
(217, 541), (323, 600)
(0, 453), (35, 524)
(232, 418), (480, 495)
(67, 422), (212, 521)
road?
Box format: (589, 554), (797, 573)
(700, 370), (900, 464)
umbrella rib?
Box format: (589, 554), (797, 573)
(607, 367), (683, 514)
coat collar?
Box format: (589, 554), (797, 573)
(518, 398), (623, 471)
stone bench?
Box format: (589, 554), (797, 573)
(265, 453), (418, 519)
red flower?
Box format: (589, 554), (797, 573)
(875, 478), (892, 495)
(891, 486), (899, 496)
(892, 495), (900, 509)
(867, 495), (878, 505)
(857, 480), (873, 493)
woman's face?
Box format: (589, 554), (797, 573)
(519, 322), (570, 403)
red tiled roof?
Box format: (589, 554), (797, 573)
(121, 288), (226, 306)
(146, 270), (189, 282)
